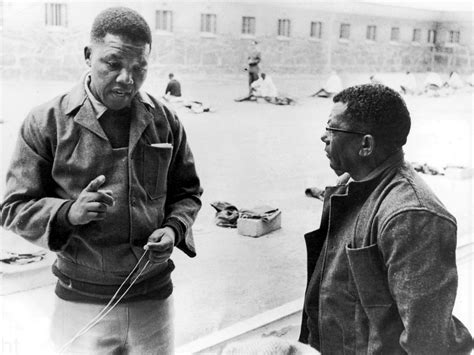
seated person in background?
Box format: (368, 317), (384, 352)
(445, 71), (464, 90)
(310, 71), (343, 98)
(423, 70), (444, 95)
(400, 71), (418, 95)
(251, 73), (278, 99)
(164, 73), (182, 100)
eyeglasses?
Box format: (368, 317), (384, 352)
(325, 126), (368, 136)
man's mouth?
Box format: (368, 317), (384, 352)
(112, 89), (132, 97)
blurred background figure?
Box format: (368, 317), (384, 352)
(445, 71), (465, 90)
(400, 71), (418, 95)
(164, 72), (182, 101)
(310, 71), (343, 98)
(247, 40), (262, 94)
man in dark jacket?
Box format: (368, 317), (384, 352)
(300, 84), (472, 354)
(1, 7), (202, 354)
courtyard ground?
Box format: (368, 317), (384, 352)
(0, 73), (473, 354)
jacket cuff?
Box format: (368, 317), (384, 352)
(49, 200), (75, 251)
(163, 217), (186, 246)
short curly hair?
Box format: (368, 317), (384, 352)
(333, 84), (411, 149)
(90, 7), (152, 47)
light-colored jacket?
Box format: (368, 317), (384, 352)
(300, 152), (472, 354)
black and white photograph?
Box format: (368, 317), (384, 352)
(0, 0), (473, 354)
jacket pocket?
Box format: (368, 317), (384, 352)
(346, 243), (403, 354)
(142, 144), (173, 200)
(345, 243), (393, 307)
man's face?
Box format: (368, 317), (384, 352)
(85, 34), (150, 110)
(321, 102), (363, 176)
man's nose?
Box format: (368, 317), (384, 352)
(321, 131), (329, 143)
(117, 68), (134, 85)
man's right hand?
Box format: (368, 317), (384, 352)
(68, 175), (115, 226)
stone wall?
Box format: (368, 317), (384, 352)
(1, 27), (471, 82)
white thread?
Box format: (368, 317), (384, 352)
(58, 251), (150, 354)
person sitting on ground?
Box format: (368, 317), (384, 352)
(251, 73), (278, 99)
(164, 72), (182, 100)
(423, 70), (444, 96)
(310, 71), (343, 98)
(400, 71), (418, 95)
(445, 71), (464, 90)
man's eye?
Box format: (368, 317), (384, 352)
(134, 66), (147, 73)
(106, 61), (120, 69)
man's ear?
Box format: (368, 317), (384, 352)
(84, 46), (92, 67)
(359, 135), (375, 157)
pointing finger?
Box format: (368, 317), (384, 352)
(84, 175), (106, 193)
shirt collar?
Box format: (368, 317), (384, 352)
(84, 73), (108, 120)
(83, 72), (155, 120)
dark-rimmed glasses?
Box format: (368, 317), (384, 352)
(325, 126), (368, 136)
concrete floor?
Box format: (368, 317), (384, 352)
(0, 74), (473, 354)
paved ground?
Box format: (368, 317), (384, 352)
(0, 74), (473, 354)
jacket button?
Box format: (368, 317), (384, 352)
(131, 199), (136, 207)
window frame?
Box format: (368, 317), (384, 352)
(200, 13), (217, 35)
(366, 25), (377, 41)
(339, 23), (350, 40)
(155, 10), (173, 33)
(310, 21), (322, 39)
(277, 18), (291, 38)
(44, 3), (68, 28)
(242, 16), (256, 36)
(412, 28), (421, 43)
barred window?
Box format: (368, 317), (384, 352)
(390, 27), (400, 41)
(449, 30), (460, 43)
(310, 21), (322, 39)
(278, 18), (291, 37)
(242, 16), (255, 35)
(427, 29), (437, 44)
(412, 28), (421, 42)
(366, 25), (376, 41)
(156, 10), (173, 32)
(45, 3), (67, 27)
(201, 13), (217, 34)
(340, 23), (350, 39)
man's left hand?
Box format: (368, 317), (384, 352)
(144, 227), (176, 264)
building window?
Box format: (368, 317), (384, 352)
(242, 16), (255, 35)
(366, 25), (376, 41)
(412, 28), (421, 42)
(45, 3), (67, 27)
(277, 18), (291, 37)
(156, 10), (173, 32)
(427, 29), (436, 44)
(201, 13), (217, 34)
(390, 27), (400, 41)
(449, 30), (460, 43)
(310, 21), (322, 39)
(339, 23), (350, 39)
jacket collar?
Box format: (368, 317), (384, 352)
(66, 75), (156, 151)
(328, 150), (405, 199)
(66, 72), (155, 116)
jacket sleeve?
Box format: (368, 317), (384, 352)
(379, 210), (472, 354)
(164, 115), (203, 257)
(0, 112), (69, 251)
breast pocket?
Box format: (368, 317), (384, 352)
(142, 144), (173, 200)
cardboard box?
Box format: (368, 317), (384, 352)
(237, 211), (282, 237)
